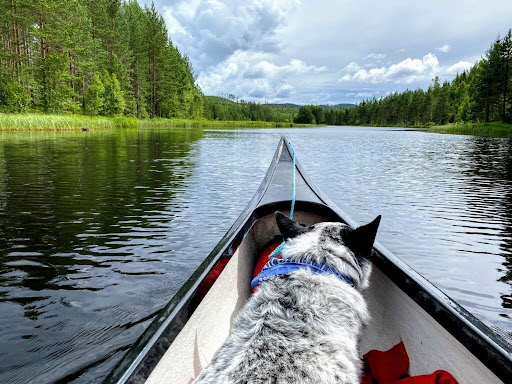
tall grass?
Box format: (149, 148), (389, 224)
(429, 122), (512, 138)
(0, 113), (313, 131)
(0, 113), (138, 131)
(139, 118), (312, 128)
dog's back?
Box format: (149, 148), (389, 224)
(194, 213), (380, 384)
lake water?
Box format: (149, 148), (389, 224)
(0, 126), (510, 383)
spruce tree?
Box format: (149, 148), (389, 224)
(102, 72), (124, 116)
(84, 74), (104, 115)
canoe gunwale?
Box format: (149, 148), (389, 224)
(104, 137), (511, 384)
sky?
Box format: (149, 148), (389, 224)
(140, 0), (512, 105)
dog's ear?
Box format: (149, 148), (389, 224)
(351, 215), (381, 258)
(275, 212), (309, 240)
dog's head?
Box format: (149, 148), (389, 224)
(275, 212), (381, 289)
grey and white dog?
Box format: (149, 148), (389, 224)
(194, 212), (381, 384)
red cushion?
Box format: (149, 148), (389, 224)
(361, 373), (374, 384)
(364, 341), (409, 384)
(195, 257), (230, 302)
(252, 242), (281, 279)
(362, 342), (459, 384)
(394, 370), (458, 384)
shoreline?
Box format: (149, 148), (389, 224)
(0, 113), (313, 131)
(335, 122), (512, 138)
(2, 114), (511, 138)
(427, 122), (512, 138)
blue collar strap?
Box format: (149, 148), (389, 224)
(251, 258), (354, 289)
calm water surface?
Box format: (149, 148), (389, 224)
(0, 126), (511, 383)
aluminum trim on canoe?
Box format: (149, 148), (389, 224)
(104, 137), (511, 384)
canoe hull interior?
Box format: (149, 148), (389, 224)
(145, 211), (502, 384)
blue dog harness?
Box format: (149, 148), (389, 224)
(251, 258), (354, 289)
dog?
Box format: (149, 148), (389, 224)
(194, 212), (381, 384)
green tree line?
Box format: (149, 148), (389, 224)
(203, 96), (297, 123)
(295, 29), (512, 126)
(0, 0), (203, 118)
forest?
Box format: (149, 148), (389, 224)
(0, 0), (203, 119)
(1, 0), (510, 129)
(203, 96), (358, 123)
(295, 30), (512, 127)
(203, 96), (299, 123)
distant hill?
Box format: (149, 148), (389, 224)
(267, 103), (356, 110)
(318, 103), (356, 109)
(266, 103), (302, 109)
(203, 95), (296, 122)
(204, 96), (238, 105)
(205, 96), (355, 110)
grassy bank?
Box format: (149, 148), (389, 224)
(428, 122), (512, 138)
(139, 118), (311, 129)
(0, 113), (313, 131)
(0, 114), (138, 131)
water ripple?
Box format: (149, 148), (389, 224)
(0, 127), (511, 383)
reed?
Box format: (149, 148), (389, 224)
(0, 113), (138, 131)
(0, 113), (313, 131)
(429, 122), (512, 138)
(139, 118), (312, 128)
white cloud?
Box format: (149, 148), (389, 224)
(163, 9), (187, 35)
(385, 53), (440, 82)
(161, 0), (301, 70)
(200, 48), (476, 102)
(437, 44), (451, 53)
(338, 53), (476, 91)
(276, 84), (294, 98)
(197, 50), (326, 102)
(175, 0), (201, 19)
(446, 60), (473, 74)
(364, 53), (387, 60)
(144, 0), (512, 103)
(343, 62), (362, 73)
(341, 53), (441, 84)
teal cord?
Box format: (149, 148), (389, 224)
(269, 141), (296, 259)
(268, 241), (287, 260)
(289, 141), (296, 220)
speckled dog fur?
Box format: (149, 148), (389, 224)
(194, 212), (381, 384)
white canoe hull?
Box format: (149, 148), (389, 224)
(146, 212), (502, 384)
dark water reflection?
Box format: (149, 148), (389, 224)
(0, 127), (510, 383)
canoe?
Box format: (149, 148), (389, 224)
(104, 137), (511, 384)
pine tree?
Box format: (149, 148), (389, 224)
(500, 29), (512, 122)
(485, 37), (503, 122)
(145, 3), (167, 117)
(0, 0), (203, 118)
(125, 0), (149, 118)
